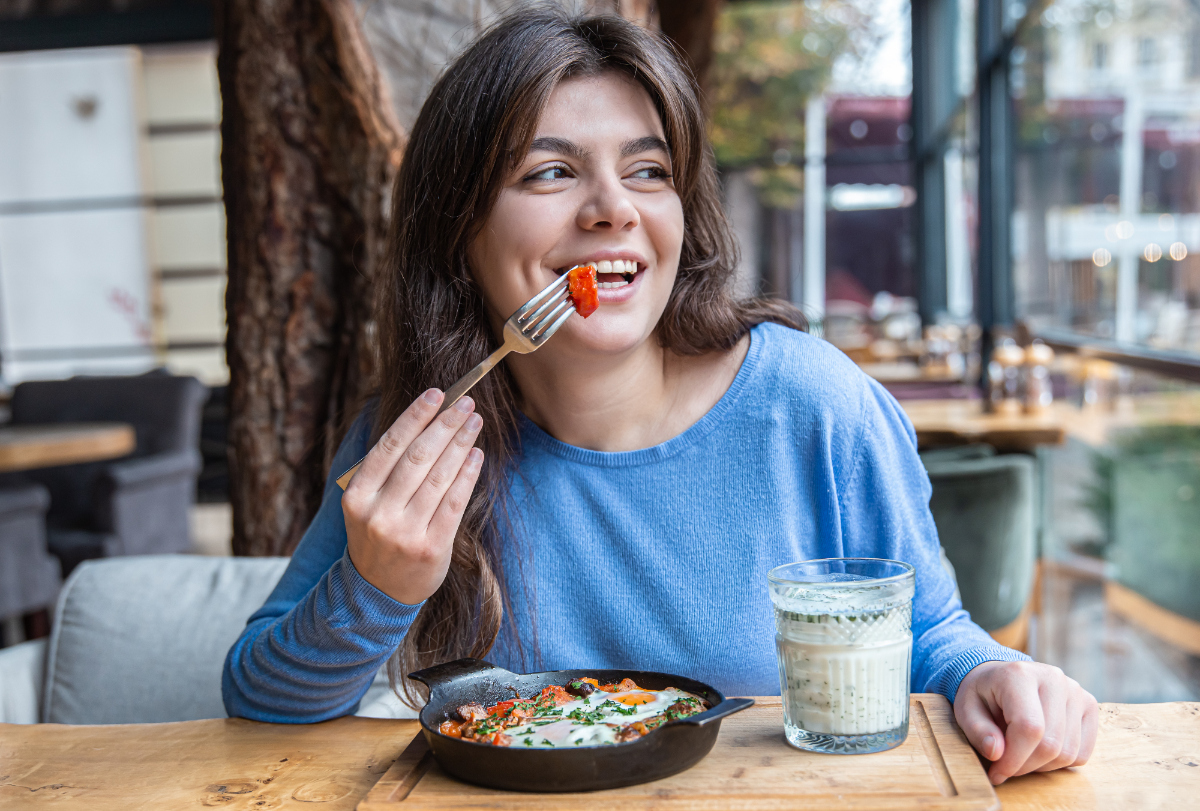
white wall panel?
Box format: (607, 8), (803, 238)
(141, 45), (220, 126)
(0, 47), (146, 205)
(147, 132), (221, 197)
(0, 208), (154, 384)
(160, 276), (224, 342)
(151, 204), (225, 269)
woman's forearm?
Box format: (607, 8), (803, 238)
(221, 552), (424, 723)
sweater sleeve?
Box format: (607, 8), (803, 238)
(836, 378), (1030, 703)
(221, 410), (425, 723)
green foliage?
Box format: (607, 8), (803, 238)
(709, 0), (868, 208)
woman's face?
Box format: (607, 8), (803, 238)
(469, 71), (684, 356)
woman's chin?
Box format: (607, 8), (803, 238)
(561, 313), (654, 355)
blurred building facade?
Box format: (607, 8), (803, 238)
(1014, 0), (1200, 353)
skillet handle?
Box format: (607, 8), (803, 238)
(677, 697), (756, 727)
(408, 658), (513, 690)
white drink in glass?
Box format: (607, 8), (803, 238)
(768, 559), (915, 754)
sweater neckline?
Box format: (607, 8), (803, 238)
(516, 324), (766, 468)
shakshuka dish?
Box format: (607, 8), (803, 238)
(436, 677), (707, 748)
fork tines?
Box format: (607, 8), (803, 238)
(518, 273), (569, 321)
(517, 274), (576, 343)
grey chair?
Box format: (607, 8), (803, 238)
(3, 374), (207, 575)
(0, 555), (410, 724)
(0, 484), (58, 621)
(922, 446), (1037, 633)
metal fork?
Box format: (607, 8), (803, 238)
(335, 271), (577, 489)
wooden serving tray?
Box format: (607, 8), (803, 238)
(358, 694), (999, 810)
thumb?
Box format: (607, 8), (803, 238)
(954, 687), (1006, 762)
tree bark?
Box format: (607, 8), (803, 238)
(217, 0), (403, 556)
(657, 0), (724, 89)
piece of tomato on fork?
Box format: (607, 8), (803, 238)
(566, 264), (599, 318)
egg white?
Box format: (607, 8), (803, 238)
(502, 687), (701, 749)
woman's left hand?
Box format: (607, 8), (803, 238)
(953, 660), (1099, 785)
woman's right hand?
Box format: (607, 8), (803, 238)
(341, 389), (484, 605)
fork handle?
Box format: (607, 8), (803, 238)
(438, 345), (510, 415)
(334, 345), (511, 490)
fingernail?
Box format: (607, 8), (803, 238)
(454, 396), (474, 413)
(468, 448), (483, 464)
(466, 413), (483, 431)
(984, 735), (997, 759)
(423, 389), (442, 405)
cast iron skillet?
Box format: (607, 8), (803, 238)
(409, 657), (755, 793)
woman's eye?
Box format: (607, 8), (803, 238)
(629, 165), (671, 181)
(526, 165), (570, 182)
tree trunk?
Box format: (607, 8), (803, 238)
(657, 0), (724, 89)
(217, 0), (403, 556)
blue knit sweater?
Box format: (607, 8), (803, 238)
(222, 323), (1027, 722)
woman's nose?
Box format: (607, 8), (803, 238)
(575, 176), (640, 232)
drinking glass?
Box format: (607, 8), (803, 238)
(768, 558), (915, 754)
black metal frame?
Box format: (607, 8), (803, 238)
(0, 3), (213, 53)
(975, 0), (1016, 380)
(910, 0), (956, 325)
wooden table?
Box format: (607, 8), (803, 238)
(860, 362), (965, 385)
(900, 399), (1066, 453)
(0, 423), (135, 473)
(1, 700), (1195, 810)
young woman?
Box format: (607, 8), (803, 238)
(223, 9), (1097, 785)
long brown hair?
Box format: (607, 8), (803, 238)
(376, 7), (804, 706)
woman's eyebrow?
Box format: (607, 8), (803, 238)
(620, 136), (669, 158)
(526, 135), (670, 161)
(529, 136), (587, 160)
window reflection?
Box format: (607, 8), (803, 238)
(1014, 0), (1200, 352)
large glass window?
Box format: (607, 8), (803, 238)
(710, 0), (913, 338)
(1013, 0), (1200, 353)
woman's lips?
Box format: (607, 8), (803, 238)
(595, 268), (643, 303)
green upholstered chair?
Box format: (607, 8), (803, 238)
(921, 446), (1037, 634)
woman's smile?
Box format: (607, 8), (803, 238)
(554, 254), (647, 304)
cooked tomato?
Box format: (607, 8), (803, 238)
(543, 685), (575, 705)
(488, 700), (515, 717)
(600, 677), (641, 693)
(567, 265), (599, 318)
(439, 719), (464, 738)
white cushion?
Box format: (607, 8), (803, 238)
(0, 638), (46, 723)
(43, 555), (289, 724)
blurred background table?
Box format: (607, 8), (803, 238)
(901, 399), (1066, 453)
(0, 423), (135, 473)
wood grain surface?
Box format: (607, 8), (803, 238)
(0, 423), (135, 473)
(358, 695), (999, 811)
(1, 700), (1196, 810)
(993, 701), (1200, 810)
(0, 716), (412, 810)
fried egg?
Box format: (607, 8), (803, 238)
(503, 687), (699, 749)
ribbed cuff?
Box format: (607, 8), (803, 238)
(332, 551), (425, 637)
(925, 645), (1033, 703)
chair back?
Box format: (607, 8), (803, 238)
(11, 373), (207, 458)
(9, 375), (206, 528)
(923, 452), (1036, 631)
(42, 555), (288, 724)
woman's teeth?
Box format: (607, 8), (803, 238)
(595, 259), (637, 275)
(594, 259), (638, 288)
